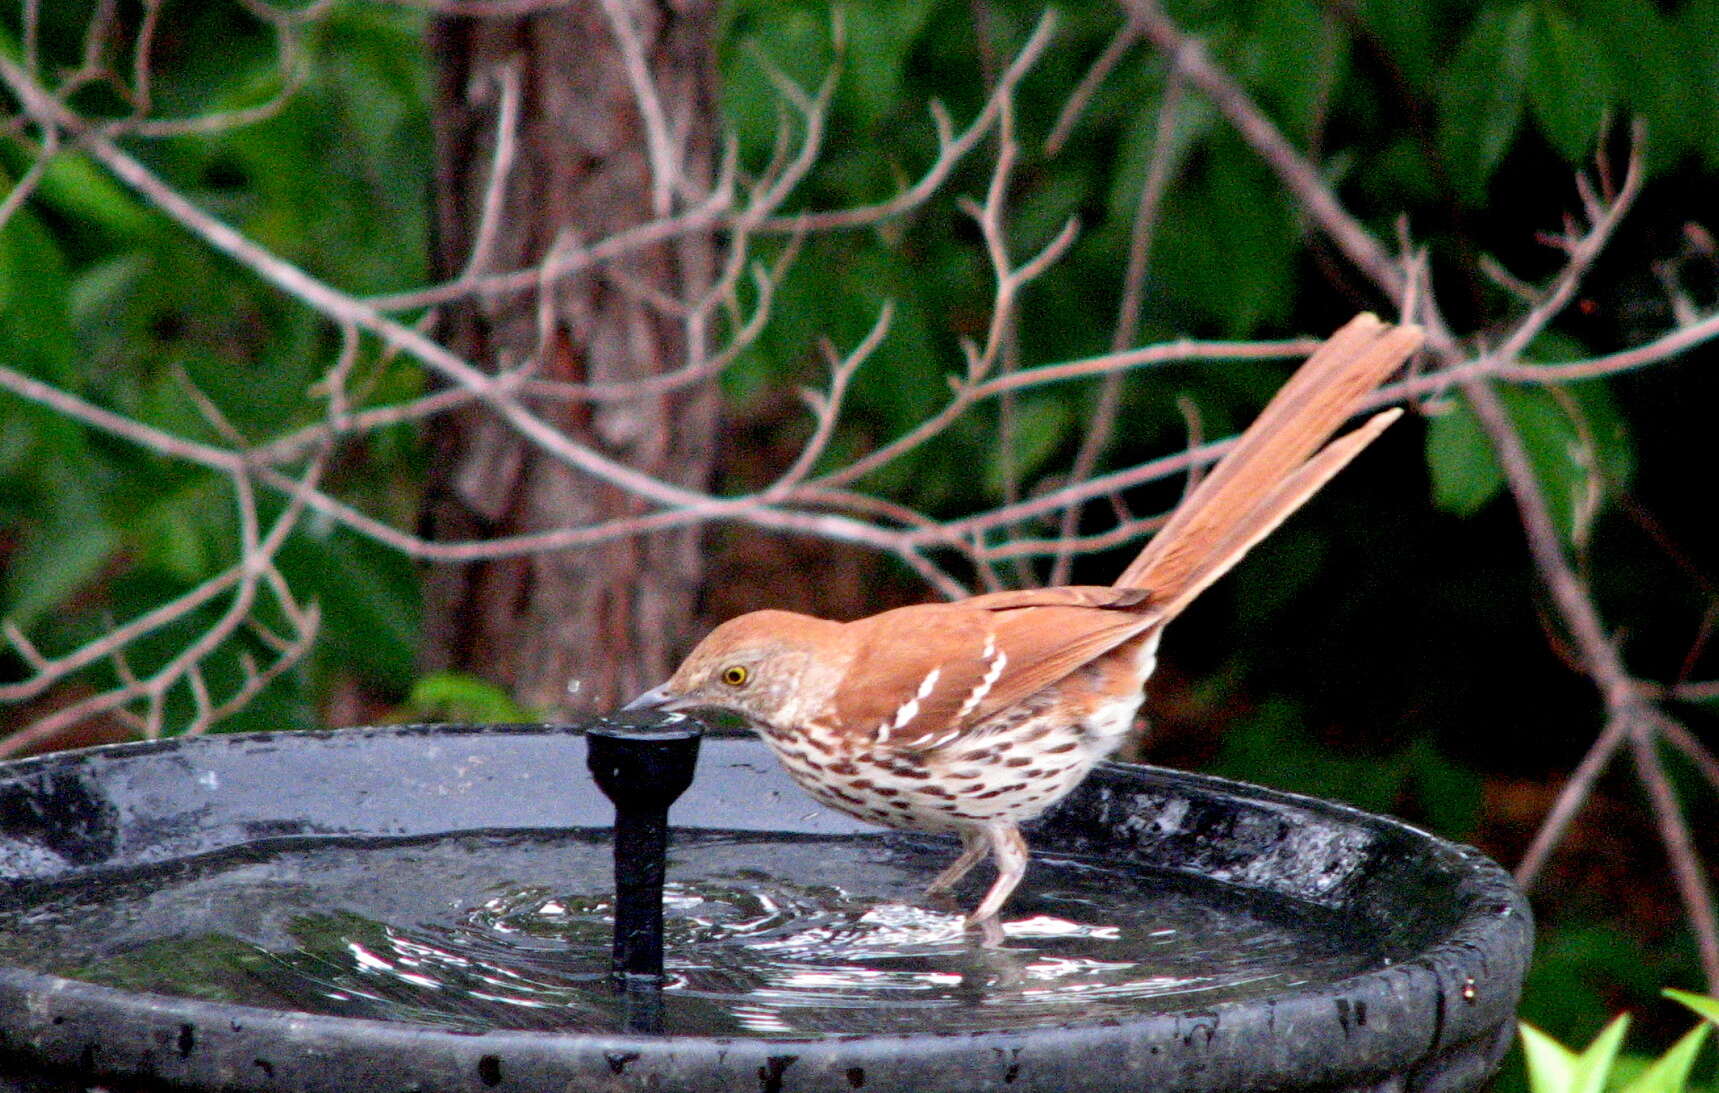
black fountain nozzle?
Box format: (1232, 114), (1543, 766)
(585, 714), (703, 995)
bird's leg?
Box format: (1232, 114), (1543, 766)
(926, 828), (988, 896)
(965, 823), (1028, 938)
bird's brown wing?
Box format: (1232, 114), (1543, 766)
(830, 595), (1159, 750)
(961, 585), (1151, 611)
(967, 602), (1160, 726)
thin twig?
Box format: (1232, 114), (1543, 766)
(127, 0), (317, 137)
(1050, 68), (1183, 585)
(1045, 19), (1141, 156)
(1124, 0), (1407, 302)
(819, 335), (1313, 490)
(0, 126), (60, 232)
(760, 12), (1059, 234)
(763, 303), (894, 500)
(1515, 713), (1633, 889)
(0, 453), (325, 756)
(1656, 715), (1719, 794)
(356, 15), (1055, 316)
(598, 0), (679, 217)
(453, 60), (522, 288)
(1492, 121), (1646, 366)
(1124, 1), (1714, 929)
(1631, 722), (1719, 992)
(1671, 680), (1719, 703)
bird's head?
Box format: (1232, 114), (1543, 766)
(624, 610), (846, 732)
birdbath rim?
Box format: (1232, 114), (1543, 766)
(0, 722), (1531, 1092)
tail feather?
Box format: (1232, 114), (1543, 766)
(1115, 314), (1422, 611)
(1143, 408), (1402, 619)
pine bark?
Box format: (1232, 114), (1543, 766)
(421, 2), (718, 714)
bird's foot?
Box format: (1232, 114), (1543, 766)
(965, 912), (1006, 948)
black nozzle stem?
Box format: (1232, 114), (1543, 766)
(585, 718), (703, 983)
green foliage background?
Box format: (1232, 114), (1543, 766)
(4, 0), (1719, 1081)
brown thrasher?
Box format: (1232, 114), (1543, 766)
(626, 314), (1423, 936)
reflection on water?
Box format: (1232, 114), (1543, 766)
(0, 832), (1385, 1037)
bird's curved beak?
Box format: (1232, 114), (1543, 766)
(622, 683), (678, 712)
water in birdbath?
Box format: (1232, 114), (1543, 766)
(0, 829), (1389, 1037)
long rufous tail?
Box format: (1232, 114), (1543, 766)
(1114, 313), (1423, 616)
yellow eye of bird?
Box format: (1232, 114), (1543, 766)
(721, 666), (749, 687)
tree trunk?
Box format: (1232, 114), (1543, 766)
(420, 3), (718, 714)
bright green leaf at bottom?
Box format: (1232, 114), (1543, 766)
(1521, 1014), (1629, 1093)
(1619, 1022), (1711, 1093)
(1667, 989), (1719, 1026)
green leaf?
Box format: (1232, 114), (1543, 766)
(1522, 1022), (1582, 1092)
(67, 253), (151, 336)
(1667, 989), (1719, 1026)
(0, 204), (78, 382)
(1211, 698), (1405, 815)
(840, 1), (933, 129)
(1406, 737), (1485, 840)
(1353, 0), (1438, 93)
(1566, 0), (1697, 170)
(1426, 399), (1504, 516)
(1440, 5), (1534, 203)
(1680, 0), (1719, 171)
(1504, 383), (1629, 546)
(719, 7), (831, 163)
(1251, 0), (1346, 142)
(404, 672), (537, 723)
(132, 478), (229, 582)
(1527, 6), (1614, 161)
(1520, 1014), (1629, 1093)
(1619, 1021), (1711, 1093)
(1427, 384), (1630, 543)
(35, 151), (154, 238)
(279, 530), (421, 691)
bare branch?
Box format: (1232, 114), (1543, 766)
(1050, 68), (1183, 584)
(599, 0), (680, 217)
(128, 0), (316, 138)
(356, 13), (1054, 319)
(1124, 1), (1713, 943)
(1486, 308), (1719, 383)
(1045, 19), (1141, 156)
(759, 12), (1059, 233)
(0, 361), (245, 473)
(819, 336), (1316, 489)
(0, 564), (248, 704)
(1492, 122), (1646, 366)
(127, 0), (165, 118)
(1515, 713), (1632, 889)
(21, 0), (41, 80)
(1124, 0), (1408, 302)
(2, 620), (48, 671)
(763, 302), (894, 500)
(1670, 680), (1719, 703)
(0, 59), (711, 511)
(0, 125), (60, 232)
(1658, 715), (1719, 793)
(453, 60), (522, 287)
(0, 451), (325, 757)
(364, 174), (736, 312)
(1632, 723), (1719, 992)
